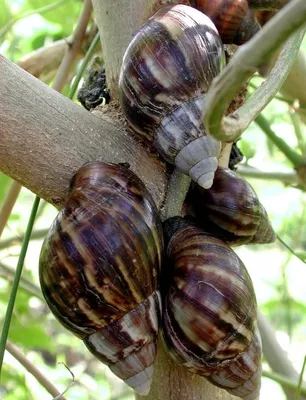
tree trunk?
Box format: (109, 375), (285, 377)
(135, 337), (237, 400)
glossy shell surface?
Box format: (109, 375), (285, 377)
(162, 220), (257, 376)
(186, 167), (276, 245)
(39, 162), (163, 395)
(119, 4), (225, 189)
(191, 0), (260, 44)
(208, 328), (262, 400)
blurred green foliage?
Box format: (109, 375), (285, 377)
(0, 1), (306, 400)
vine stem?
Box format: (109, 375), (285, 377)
(203, 0), (306, 142)
(0, 195), (40, 377)
(255, 114), (305, 168)
(69, 31), (100, 99)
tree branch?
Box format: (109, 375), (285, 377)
(0, 55), (167, 209)
(5, 340), (68, 399)
(17, 27), (98, 80)
(52, 0), (93, 92)
(237, 165), (299, 185)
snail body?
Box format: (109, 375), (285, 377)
(161, 217), (261, 399)
(190, 0), (261, 44)
(185, 167), (276, 245)
(39, 162), (163, 395)
(119, 4), (225, 189)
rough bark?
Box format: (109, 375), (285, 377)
(0, 55), (167, 209)
(135, 338), (237, 400)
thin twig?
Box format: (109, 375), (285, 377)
(5, 341), (67, 399)
(203, 0), (306, 142)
(17, 26), (98, 80)
(296, 356), (306, 400)
(255, 114), (305, 168)
(0, 228), (48, 250)
(262, 370), (306, 395)
(0, 262), (44, 300)
(0, 181), (22, 239)
(52, 0), (93, 92)
(237, 165), (299, 185)
(277, 234), (306, 264)
(69, 31), (100, 99)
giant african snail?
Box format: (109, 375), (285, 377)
(39, 162), (164, 395)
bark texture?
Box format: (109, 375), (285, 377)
(0, 55), (167, 208)
(135, 338), (237, 400)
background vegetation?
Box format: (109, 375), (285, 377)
(0, 0), (305, 399)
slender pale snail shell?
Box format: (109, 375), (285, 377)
(119, 4), (225, 189)
(162, 217), (261, 399)
(185, 167), (276, 245)
(39, 162), (164, 395)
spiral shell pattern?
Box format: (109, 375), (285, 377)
(119, 4), (225, 189)
(39, 162), (163, 395)
(208, 328), (262, 399)
(162, 219), (257, 376)
(186, 167), (276, 245)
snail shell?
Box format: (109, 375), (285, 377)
(190, 0), (260, 44)
(39, 162), (164, 395)
(185, 167), (276, 245)
(119, 4), (225, 189)
(162, 217), (258, 377)
(208, 328), (262, 399)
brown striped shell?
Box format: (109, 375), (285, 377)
(190, 0), (261, 44)
(185, 167), (276, 245)
(39, 162), (163, 395)
(208, 327), (262, 400)
(119, 4), (225, 189)
(162, 218), (258, 382)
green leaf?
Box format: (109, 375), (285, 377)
(1, 364), (31, 400)
(8, 320), (54, 351)
(0, 1), (12, 28)
(28, 0), (82, 35)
